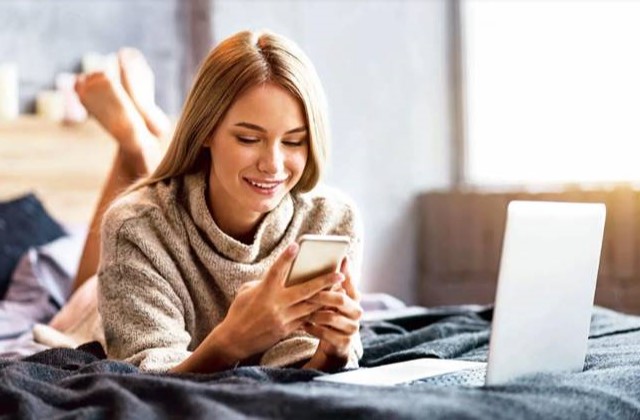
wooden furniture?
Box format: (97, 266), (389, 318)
(418, 188), (640, 315)
(0, 117), (116, 225)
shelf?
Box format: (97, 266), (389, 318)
(0, 116), (117, 225)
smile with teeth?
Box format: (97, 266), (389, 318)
(245, 178), (285, 192)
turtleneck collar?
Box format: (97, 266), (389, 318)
(182, 171), (295, 263)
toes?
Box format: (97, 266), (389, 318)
(74, 74), (86, 93)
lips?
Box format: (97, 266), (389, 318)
(244, 177), (287, 195)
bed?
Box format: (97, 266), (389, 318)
(2, 118), (640, 419)
(1, 305), (640, 418)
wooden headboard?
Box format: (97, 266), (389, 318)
(418, 189), (640, 315)
(0, 117), (117, 226)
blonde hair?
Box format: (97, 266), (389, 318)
(130, 30), (330, 194)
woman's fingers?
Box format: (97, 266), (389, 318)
(304, 322), (352, 352)
(284, 301), (323, 323)
(285, 272), (344, 304)
(308, 291), (363, 320)
(265, 243), (299, 287)
(307, 310), (360, 335)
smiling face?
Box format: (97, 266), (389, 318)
(205, 82), (309, 238)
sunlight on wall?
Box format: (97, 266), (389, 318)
(463, 0), (640, 185)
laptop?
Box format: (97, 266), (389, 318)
(315, 200), (606, 386)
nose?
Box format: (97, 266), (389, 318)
(257, 143), (285, 175)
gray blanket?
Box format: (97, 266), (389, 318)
(1, 305), (639, 419)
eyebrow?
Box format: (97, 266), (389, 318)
(234, 122), (307, 135)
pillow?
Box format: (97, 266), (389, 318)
(0, 193), (66, 299)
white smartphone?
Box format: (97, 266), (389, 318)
(285, 234), (351, 287)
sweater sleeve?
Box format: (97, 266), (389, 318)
(259, 331), (362, 368)
(98, 263), (193, 372)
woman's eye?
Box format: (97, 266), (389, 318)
(236, 136), (259, 144)
(283, 139), (306, 147)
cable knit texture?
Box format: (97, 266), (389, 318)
(97, 171), (363, 372)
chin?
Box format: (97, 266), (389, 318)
(251, 195), (285, 214)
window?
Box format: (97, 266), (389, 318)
(461, 0), (640, 186)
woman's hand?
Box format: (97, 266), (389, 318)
(215, 242), (345, 364)
(303, 257), (363, 371)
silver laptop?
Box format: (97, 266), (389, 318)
(315, 201), (606, 386)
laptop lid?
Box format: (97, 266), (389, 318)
(486, 201), (606, 385)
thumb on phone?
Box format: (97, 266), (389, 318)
(265, 242), (299, 287)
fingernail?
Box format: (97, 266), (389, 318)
(287, 243), (299, 256)
(332, 273), (345, 282)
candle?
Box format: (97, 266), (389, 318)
(0, 63), (19, 121)
(55, 72), (87, 124)
(82, 52), (120, 82)
(82, 52), (105, 74)
(36, 90), (65, 122)
(104, 53), (120, 82)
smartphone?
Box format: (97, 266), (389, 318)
(285, 234), (351, 287)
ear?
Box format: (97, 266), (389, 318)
(202, 135), (213, 148)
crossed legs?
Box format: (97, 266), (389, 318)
(70, 48), (170, 294)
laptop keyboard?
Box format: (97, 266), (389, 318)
(409, 366), (487, 387)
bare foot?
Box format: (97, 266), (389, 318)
(75, 71), (162, 186)
(118, 47), (172, 139)
(75, 72), (151, 154)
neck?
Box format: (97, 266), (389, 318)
(209, 201), (263, 245)
(222, 216), (263, 245)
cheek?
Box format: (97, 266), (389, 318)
(212, 146), (255, 178)
(288, 152), (309, 177)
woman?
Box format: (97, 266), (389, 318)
(97, 30), (364, 374)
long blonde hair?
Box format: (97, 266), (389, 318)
(130, 30), (330, 194)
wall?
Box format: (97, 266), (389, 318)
(212, 0), (453, 303)
(0, 0), (454, 304)
(0, 0), (187, 115)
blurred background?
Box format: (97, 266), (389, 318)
(2, 0), (639, 313)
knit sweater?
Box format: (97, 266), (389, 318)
(97, 171), (364, 372)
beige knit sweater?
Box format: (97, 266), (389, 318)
(97, 171), (363, 372)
